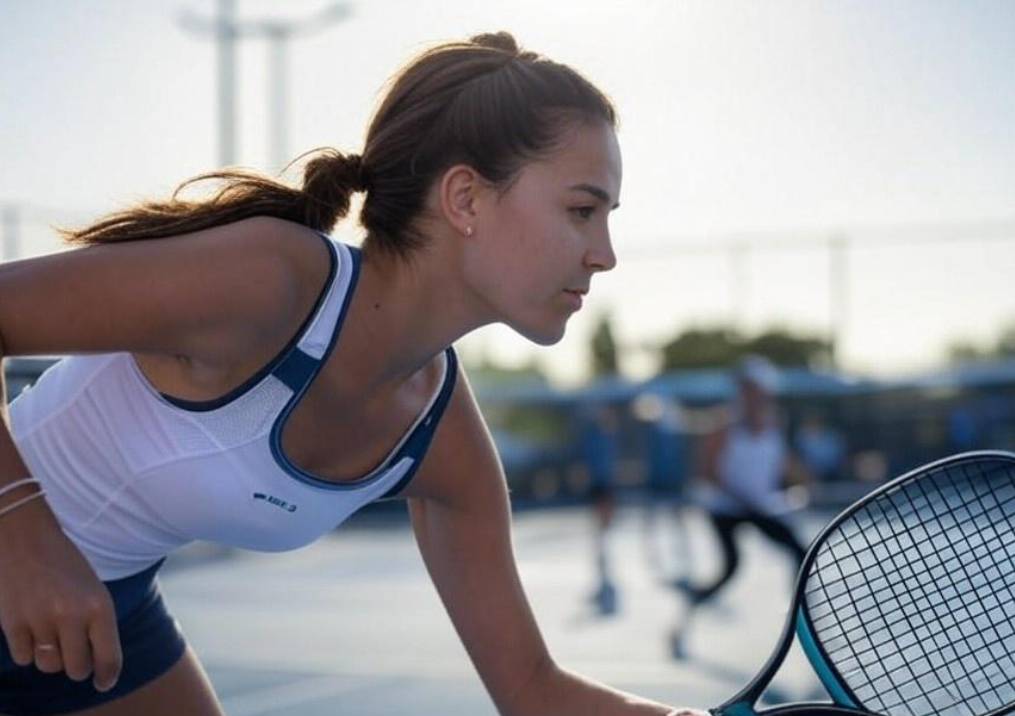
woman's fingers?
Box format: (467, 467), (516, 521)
(87, 605), (122, 692)
(1, 593), (120, 691)
(0, 499), (121, 690)
(4, 624), (35, 667)
(56, 625), (93, 682)
(31, 635), (64, 674)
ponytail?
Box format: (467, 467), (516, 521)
(61, 148), (365, 245)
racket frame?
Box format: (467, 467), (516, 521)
(711, 450), (1015, 716)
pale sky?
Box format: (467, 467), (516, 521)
(2, 1), (1014, 384)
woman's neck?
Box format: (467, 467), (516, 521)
(319, 239), (487, 397)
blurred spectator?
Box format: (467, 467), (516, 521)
(634, 393), (690, 579)
(644, 398), (688, 497)
(794, 411), (847, 483)
(947, 403), (980, 453)
(578, 402), (620, 614)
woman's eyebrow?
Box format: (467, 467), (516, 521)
(569, 183), (620, 210)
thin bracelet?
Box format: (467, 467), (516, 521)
(0, 478), (41, 501)
(0, 489), (47, 521)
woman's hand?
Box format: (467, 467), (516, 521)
(0, 495), (121, 692)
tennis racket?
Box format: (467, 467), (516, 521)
(712, 450), (1015, 716)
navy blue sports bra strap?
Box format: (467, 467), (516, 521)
(272, 235), (353, 393)
(155, 232), (338, 412)
(379, 347), (459, 500)
(273, 348), (319, 392)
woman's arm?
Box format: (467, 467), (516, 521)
(0, 217), (318, 689)
(401, 368), (696, 716)
(0, 216), (314, 363)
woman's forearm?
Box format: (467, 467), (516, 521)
(510, 659), (692, 716)
(0, 350), (41, 513)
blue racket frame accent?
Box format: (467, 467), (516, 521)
(712, 451), (1015, 716)
(795, 609), (857, 708)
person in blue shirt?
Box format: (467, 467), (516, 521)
(579, 403), (621, 612)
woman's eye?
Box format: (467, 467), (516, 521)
(571, 206), (596, 220)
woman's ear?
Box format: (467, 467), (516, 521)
(438, 164), (483, 238)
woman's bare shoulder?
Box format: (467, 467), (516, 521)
(0, 216), (331, 365)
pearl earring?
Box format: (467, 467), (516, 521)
(465, 226), (474, 237)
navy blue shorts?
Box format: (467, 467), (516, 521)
(0, 559), (187, 715)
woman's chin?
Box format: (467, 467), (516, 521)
(513, 321), (567, 347)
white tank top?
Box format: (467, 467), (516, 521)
(703, 422), (788, 516)
(9, 234), (457, 580)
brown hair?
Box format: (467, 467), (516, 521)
(63, 32), (616, 257)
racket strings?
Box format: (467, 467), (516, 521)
(853, 462), (1015, 714)
(860, 468), (1015, 714)
(814, 544), (1015, 695)
(810, 481), (1015, 598)
(809, 484), (1015, 643)
(814, 539), (1015, 702)
(856, 461), (1015, 710)
(809, 477), (1015, 661)
(803, 459), (1015, 716)
(821, 494), (973, 712)
(819, 466), (1015, 568)
(809, 464), (1015, 615)
(915, 467), (1015, 710)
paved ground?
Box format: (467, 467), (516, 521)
(160, 502), (835, 715)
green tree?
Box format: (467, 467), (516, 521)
(659, 325), (831, 372)
(743, 329), (832, 368)
(995, 323), (1015, 356)
(947, 341), (985, 364)
(464, 355), (548, 386)
(947, 319), (1015, 364)
(659, 327), (743, 371)
(589, 313), (619, 377)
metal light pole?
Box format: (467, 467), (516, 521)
(1, 205), (21, 262)
(180, 1), (352, 170)
(216, 0), (238, 168)
(248, 2), (352, 170)
(265, 24), (290, 171)
(729, 241), (749, 332)
(828, 233), (849, 369)
(180, 0), (238, 167)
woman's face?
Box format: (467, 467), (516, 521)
(464, 120), (622, 345)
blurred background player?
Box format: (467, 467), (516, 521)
(670, 355), (808, 656)
(579, 402), (621, 614)
(636, 393), (691, 582)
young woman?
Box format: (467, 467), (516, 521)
(668, 356), (808, 658)
(0, 32), (698, 716)
(685, 355), (808, 604)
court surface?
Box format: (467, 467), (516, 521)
(161, 503), (832, 715)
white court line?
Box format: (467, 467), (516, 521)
(221, 676), (365, 716)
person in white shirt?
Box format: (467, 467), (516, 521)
(685, 355), (807, 607)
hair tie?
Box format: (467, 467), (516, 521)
(346, 154), (369, 193)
